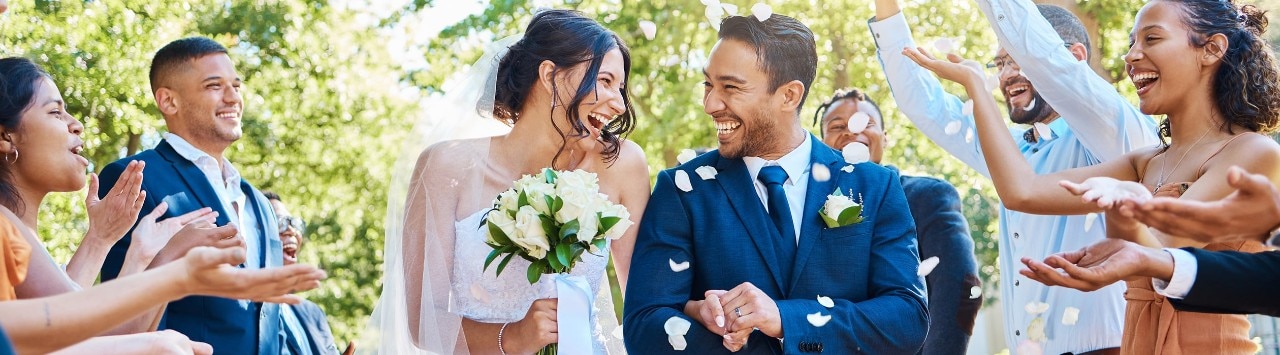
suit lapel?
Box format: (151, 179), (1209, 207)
(789, 139), (846, 293)
(156, 140), (233, 226)
(714, 155), (788, 292)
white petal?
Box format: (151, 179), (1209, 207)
(965, 127), (975, 144)
(750, 3), (773, 21)
(812, 163), (831, 182)
(806, 312), (832, 327)
(470, 283), (491, 304)
(1015, 340), (1044, 355)
(677, 149), (697, 165)
(720, 3), (739, 16)
(674, 170), (693, 192)
(816, 295), (835, 308)
(613, 325), (625, 339)
(639, 20), (658, 40)
(700, 0), (720, 6)
(1024, 301), (1050, 315)
(945, 120), (962, 135)
(841, 142), (871, 165)
(1061, 307), (1080, 325)
(695, 166), (718, 180)
(986, 74), (1000, 93)
(933, 37), (956, 54)
(705, 5), (724, 26)
(917, 256), (940, 277)
(962, 99), (974, 116)
(662, 55), (682, 67)
(840, 165), (854, 173)
(664, 316), (692, 336)
(669, 258), (691, 272)
(668, 335), (688, 351)
(970, 285), (983, 299)
(1084, 213), (1099, 233)
(1033, 122), (1054, 141)
(846, 112), (871, 134)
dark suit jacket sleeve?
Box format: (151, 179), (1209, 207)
(1171, 248), (1280, 317)
(622, 170), (729, 353)
(97, 159), (154, 282)
(774, 169), (929, 354)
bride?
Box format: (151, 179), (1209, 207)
(365, 9), (649, 354)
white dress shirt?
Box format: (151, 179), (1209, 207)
(743, 134), (812, 243)
(164, 133), (261, 268)
(872, 6), (1160, 353)
(1153, 248), (1199, 299)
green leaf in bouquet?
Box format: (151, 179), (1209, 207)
(545, 195), (558, 214)
(547, 246), (564, 271)
(555, 242), (573, 272)
(570, 243), (586, 262)
(591, 239), (608, 256)
(538, 215), (558, 240)
(495, 252), (518, 277)
(600, 215), (622, 236)
(483, 248), (504, 272)
(486, 219), (514, 246)
(559, 219), (580, 241)
(527, 260), (546, 284)
(544, 168), (558, 184)
(838, 205), (864, 226)
(820, 213), (840, 228)
(518, 191), (530, 208)
(551, 196), (564, 214)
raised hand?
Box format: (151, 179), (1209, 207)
(1019, 238), (1173, 292)
(505, 298), (558, 354)
(901, 47), (987, 88)
(122, 203), (219, 274)
(177, 246), (325, 304)
(1061, 176), (1153, 208)
(85, 161), (147, 245)
(149, 222), (241, 269)
(1120, 166), (1280, 244)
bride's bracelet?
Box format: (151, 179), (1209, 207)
(498, 322), (511, 355)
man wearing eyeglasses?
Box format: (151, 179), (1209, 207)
(869, 0), (1160, 353)
(264, 192), (341, 355)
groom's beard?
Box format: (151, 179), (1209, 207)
(719, 108), (780, 159)
(1006, 89), (1055, 125)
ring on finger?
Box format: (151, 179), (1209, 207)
(734, 307), (742, 317)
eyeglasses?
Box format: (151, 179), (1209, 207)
(988, 44), (1076, 70)
(278, 215), (305, 232)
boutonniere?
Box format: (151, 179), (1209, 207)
(820, 190), (864, 228)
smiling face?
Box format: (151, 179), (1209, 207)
(160, 53), (243, 153)
(992, 48), (1056, 124)
(821, 98), (886, 164)
(703, 39), (794, 159)
(269, 199), (302, 265)
(550, 48), (628, 154)
(7, 77), (89, 194)
(1125, 1), (1212, 115)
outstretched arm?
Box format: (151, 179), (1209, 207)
(902, 47), (1142, 215)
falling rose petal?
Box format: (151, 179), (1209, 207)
(1084, 213), (1099, 233)
(965, 127), (975, 144)
(807, 312), (832, 327)
(1033, 122), (1054, 142)
(962, 100), (975, 116)
(1254, 337), (1264, 353)
(1024, 301), (1050, 315)
(817, 295), (835, 308)
(970, 285), (983, 299)
(700, 0), (720, 6)
(840, 165), (854, 173)
(669, 258), (691, 272)
(1023, 97), (1038, 111)
(841, 142), (871, 165)
(639, 20), (658, 40)
(669, 335), (688, 350)
(674, 170), (693, 192)
(812, 163), (831, 182)
(695, 166), (718, 180)
(1015, 340), (1044, 355)
(944, 120), (963, 135)
(846, 111), (871, 134)
(1026, 317), (1047, 342)
(613, 325), (625, 339)
(664, 316), (692, 335)
(751, 3), (773, 21)
(1061, 307), (1080, 325)
(662, 55), (682, 67)
(720, 3), (739, 16)
(677, 149), (697, 165)
(933, 37), (956, 54)
(986, 74), (1000, 93)
(705, 5), (724, 29)
(917, 256), (940, 277)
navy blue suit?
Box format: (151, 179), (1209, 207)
(285, 300), (340, 355)
(1172, 248), (1280, 317)
(624, 138), (928, 354)
(98, 139), (284, 355)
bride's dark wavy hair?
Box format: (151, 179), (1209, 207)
(493, 9), (635, 166)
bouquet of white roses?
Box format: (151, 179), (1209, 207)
(482, 168), (633, 284)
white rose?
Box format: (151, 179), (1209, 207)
(555, 170), (600, 193)
(513, 174), (543, 191)
(486, 210), (518, 245)
(512, 205), (550, 259)
(823, 194), (858, 222)
(577, 209), (600, 242)
(555, 185), (596, 224)
(523, 182), (557, 215)
(496, 190), (519, 213)
(600, 202), (634, 240)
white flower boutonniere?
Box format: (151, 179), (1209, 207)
(820, 190), (864, 228)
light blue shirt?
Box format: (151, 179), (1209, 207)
(871, 6), (1160, 353)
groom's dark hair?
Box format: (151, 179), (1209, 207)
(149, 37), (229, 94)
(718, 14), (818, 112)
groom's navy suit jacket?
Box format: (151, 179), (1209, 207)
(98, 139), (285, 355)
(624, 138), (928, 354)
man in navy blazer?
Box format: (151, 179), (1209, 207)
(98, 37), (284, 355)
(623, 14), (928, 354)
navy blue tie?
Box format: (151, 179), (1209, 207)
(758, 165), (797, 279)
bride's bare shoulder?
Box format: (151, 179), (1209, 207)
(602, 139), (649, 181)
(415, 137), (493, 173)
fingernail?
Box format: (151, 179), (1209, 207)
(716, 315), (725, 328)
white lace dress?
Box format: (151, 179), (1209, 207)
(449, 209), (613, 354)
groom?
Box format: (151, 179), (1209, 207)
(623, 14), (927, 354)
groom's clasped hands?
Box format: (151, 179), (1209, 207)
(684, 282), (782, 352)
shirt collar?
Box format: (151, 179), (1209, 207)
(1022, 118), (1070, 144)
(744, 134), (812, 185)
(164, 132), (242, 183)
